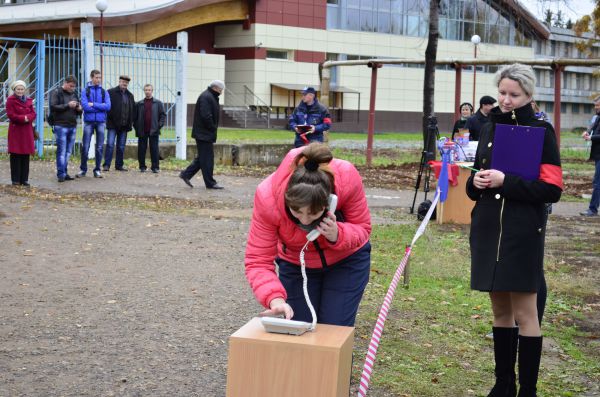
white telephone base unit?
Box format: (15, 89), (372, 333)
(260, 317), (313, 336)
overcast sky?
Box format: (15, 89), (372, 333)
(518, 0), (596, 22)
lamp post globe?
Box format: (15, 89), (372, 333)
(470, 34), (481, 107)
(95, 0), (108, 12)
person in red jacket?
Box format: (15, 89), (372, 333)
(245, 143), (371, 326)
(6, 80), (36, 186)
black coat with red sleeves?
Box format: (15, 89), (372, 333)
(466, 104), (563, 292)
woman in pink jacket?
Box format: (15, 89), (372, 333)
(6, 80), (36, 186)
(245, 143), (371, 326)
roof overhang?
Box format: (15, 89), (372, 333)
(500, 0), (550, 39)
(0, 0), (248, 43)
(271, 83), (359, 94)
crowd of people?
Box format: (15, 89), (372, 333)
(4, 62), (598, 396)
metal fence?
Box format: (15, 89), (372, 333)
(2, 33), (181, 156)
(0, 36), (45, 155)
(43, 34), (84, 149)
(95, 40), (179, 142)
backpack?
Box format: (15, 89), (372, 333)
(85, 86), (105, 103)
(46, 88), (64, 127)
(417, 199), (437, 221)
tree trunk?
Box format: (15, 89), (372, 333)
(422, 0), (441, 159)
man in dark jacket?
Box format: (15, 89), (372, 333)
(79, 69), (111, 178)
(288, 86), (331, 148)
(464, 95), (495, 141)
(580, 96), (600, 216)
(134, 84), (166, 173)
(179, 80), (224, 189)
(49, 75), (83, 182)
(103, 75), (135, 171)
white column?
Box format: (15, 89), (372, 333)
(176, 31), (188, 160)
(80, 23), (96, 159)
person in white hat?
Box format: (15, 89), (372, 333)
(6, 80), (36, 186)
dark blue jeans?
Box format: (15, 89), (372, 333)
(80, 122), (105, 173)
(277, 242), (371, 326)
(589, 159), (600, 214)
(103, 128), (128, 169)
(54, 125), (76, 178)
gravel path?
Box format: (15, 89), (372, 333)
(0, 159), (593, 397)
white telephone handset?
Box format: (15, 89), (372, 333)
(306, 194), (338, 242)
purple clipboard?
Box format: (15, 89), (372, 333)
(491, 124), (545, 181)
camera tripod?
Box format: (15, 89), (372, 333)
(410, 116), (440, 214)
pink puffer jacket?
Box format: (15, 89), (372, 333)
(245, 147), (371, 308)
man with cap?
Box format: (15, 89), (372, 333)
(179, 80), (225, 189)
(464, 95), (496, 141)
(289, 86), (332, 148)
(103, 75), (135, 171)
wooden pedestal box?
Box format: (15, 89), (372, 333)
(436, 163), (476, 224)
(226, 317), (355, 397)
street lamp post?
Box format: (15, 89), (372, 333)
(471, 34), (481, 108)
(95, 0), (108, 76)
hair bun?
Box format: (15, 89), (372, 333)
(304, 159), (319, 172)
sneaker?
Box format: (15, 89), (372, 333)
(140, 168), (147, 173)
(116, 167), (128, 172)
(207, 184), (224, 190)
(102, 166), (110, 172)
(21, 181), (30, 187)
(64, 175), (75, 181)
(93, 170), (103, 178)
(58, 177), (65, 183)
(76, 171), (86, 178)
(579, 210), (598, 217)
(151, 169), (160, 174)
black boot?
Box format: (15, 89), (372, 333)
(517, 335), (543, 397)
(488, 327), (518, 397)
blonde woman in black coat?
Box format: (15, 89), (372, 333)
(466, 64), (563, 397)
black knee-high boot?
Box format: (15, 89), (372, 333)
(488, 327), (518, 397)
(517, 335), (543, 397)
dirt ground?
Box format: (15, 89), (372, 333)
(0, 159), (598, 397)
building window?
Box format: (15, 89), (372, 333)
(545, 102), (554, 113)
(572, 103), (580, 114)
(326, 0), (534, 46)
(584, 104), (593, 114)
(561, 102), (567, 113)
(266, 50), (290, 60)
(562, 71), (569, 90)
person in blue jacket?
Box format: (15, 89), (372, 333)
(78, 69), (111, 178)
(289, 87), (331, 148)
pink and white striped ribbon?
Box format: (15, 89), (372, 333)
(357, 188), (440, 397)
(357, 246), (411, 397)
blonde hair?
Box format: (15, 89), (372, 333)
(494, 63), (536, 97)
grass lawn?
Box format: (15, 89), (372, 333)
(356, 218), (598, 396)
